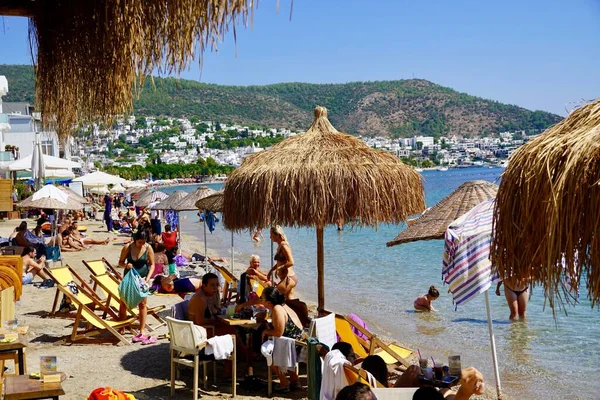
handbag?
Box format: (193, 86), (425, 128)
(118, 268), (149, 309)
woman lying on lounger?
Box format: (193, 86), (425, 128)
(152, 274), (201, 294)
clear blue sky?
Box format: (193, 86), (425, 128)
(1, 0), (599, 116)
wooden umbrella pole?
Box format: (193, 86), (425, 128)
(317, 226), (325, 314)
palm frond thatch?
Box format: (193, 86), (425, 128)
(6, 0), (258, 138)
(387, 180), (498, 247)
(19, 194), (84, 210)
(173, 186), (217, 211)
(223, 106), (425, 230)
(150, 190), (189, 210)
(195, 191), (224, 212)
(136, 190), (168, 208)
(491, 98), (600, 309)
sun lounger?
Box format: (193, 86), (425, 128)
(339, 314), (414, 368)
(45, 266), (114, 316)
(89, 273), (166, 331)
(343, 364), (386, 388)
(56, 282), (138, 345)
(82, 258), (123, 280)
(210, 262), (238, 303)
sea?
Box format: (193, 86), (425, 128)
(164, 167), (600, 400)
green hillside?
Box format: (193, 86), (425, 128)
(0, 64), (562, 137)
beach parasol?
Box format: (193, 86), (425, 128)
(387, 181), (498, 247)
(44, 169), (75, 179)
(57, 186), (89, 204)
(150, 191), (189, 211)
(173, 186), (217, 211)
(19, 184), (84, 210)
(136, 190), (169, 208)
(88, 186), (109, 195)
(443, 199), (502, 399)
(4, 153), (81, 171)
(491, 99), (599, 309)
(31, 132), (45, 190)
(223, 106), (425, 311)
(73, 171), (126, 187)
(110, 183), (126, 193)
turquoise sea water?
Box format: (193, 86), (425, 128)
(166, 167), (599, 400)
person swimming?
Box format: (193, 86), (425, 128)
(414, 285), (440, 312)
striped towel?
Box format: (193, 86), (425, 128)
(442, 199), (499, 308)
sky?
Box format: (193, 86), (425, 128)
(1, 0), (599, 116)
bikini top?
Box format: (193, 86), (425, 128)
(274, 244), (289, 263)
(126, 244), (149, 270)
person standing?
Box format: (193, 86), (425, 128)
(104, 193), (113, 232)
(148, 198), (162, 235)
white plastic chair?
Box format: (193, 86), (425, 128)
(166, 317), (237, 399)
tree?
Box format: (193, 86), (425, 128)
(135, 116), (147, 129)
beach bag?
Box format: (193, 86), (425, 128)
(45, 246), (60, 261)
(174, 254), (188, 267)
(87, 386), (135, 400)
(118, 268), (149, 309)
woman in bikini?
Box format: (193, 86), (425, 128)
(268, 226), (298, 299)
(118, 230), (156, 344)
(496, 277), (530, 320)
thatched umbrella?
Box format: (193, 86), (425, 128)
(491, 99), (600, 309)
(195, 191), (224, 213)
(1, 1), (262, 138)
(136, 190), (169, 208)
(173, 186), (217, 211)
(150, 190), (189, 211)
(223, 106), (425, 311)
(386, 180), (498, 247)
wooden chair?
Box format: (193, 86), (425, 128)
(166, 317), (236, 399)
(82, 258), (122, 280)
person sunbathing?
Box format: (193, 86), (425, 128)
(21, 246), (54, 287)
(70, 221), (109, 246)
(59, 228), (85, 252)
(152, 274), (201, 294)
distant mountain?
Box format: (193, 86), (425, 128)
(0, 64), (562, 137)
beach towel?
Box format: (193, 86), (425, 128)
(320, 349), (350, 400)
(166, 210), (179, 230)
(273, 336), (297, 369)
(205, 210), (216, 233)
(205, 335), (234, 360)
(336, 313), (369, 342)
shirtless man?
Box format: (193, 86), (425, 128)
(70, 221), (109, 246)
(21, 247), (54, 287)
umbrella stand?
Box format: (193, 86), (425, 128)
(317, 226), (325, 313)
(484, 290), (503, 399)
(230, 231), (234, 274)
(203, 218), (208, 261)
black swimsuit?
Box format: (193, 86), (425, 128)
(506, 285), (528, 297)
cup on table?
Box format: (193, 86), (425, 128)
(434, 363), (444, 381)
(419, 358), (429, 372)
(422, 367), (434, 380)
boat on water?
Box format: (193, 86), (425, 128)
(438, 166), (449, 171)
(415, 168), (423, 172)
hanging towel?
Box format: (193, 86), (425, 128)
(205, 210), (216, 233)
(171, 300), (189, 321)
(272, 336), (297, 369)
(347, 313), (370, 341)
(320, 349), (350, 400)
(205, 335), (233, 360)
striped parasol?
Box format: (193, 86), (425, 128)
(442, 198), (502, 399)
(442, 199), (499, 307)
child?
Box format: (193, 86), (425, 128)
(414, 285), (440, 312)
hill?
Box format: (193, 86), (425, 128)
(0, 64), (562, 137)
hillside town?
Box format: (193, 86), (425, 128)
(0, 75), (537, 174)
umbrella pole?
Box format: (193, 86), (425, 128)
(270, 235), (274, 285)
(203, 218), (208, 260)
(230, 230), (234, 274)
(316, 226), (325, 314)
(485, 290), (503, 399)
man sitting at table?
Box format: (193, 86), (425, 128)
(187, 273), (235, 337)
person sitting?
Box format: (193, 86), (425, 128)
(260, 286), (304, 393)
(14, 221), (47, 257)
(187, 273), (234, 336)
(59, 227), (85, 252)
(152, 274), (201, 294)
(151, 243), (169, 278)
(394, 365), (485, 400)
(246, 254), (269, 283)
(21, 246), (54, 287)
(360, 355), (388, 386)
(161, 224), (178, 251)
(414, 285), (440, 312)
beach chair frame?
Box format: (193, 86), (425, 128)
(82, 258), (123, 281)
(343, 364), (386, 388)
(89, 273), (166, 331)
(56, 282), (138, 345)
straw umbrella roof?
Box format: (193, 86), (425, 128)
(150, 190), (189, 210)
(491, 98), (599, 309)
(173, 186), (217, 211)
(195, 191), (224, 212)
(136, 190), (168, 208)
(224, 106), (425, 230)
(223, 106), (425, 311)
(0, 1), (260, 139)
(386, 180), (498, 247)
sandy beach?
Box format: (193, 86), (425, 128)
(2, 217), (496, 400)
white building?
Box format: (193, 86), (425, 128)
(411, 136), (434, 149)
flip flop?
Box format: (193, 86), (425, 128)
(142, 336), (157, 345)
(132, 333), (145, 343)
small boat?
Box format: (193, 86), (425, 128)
(415, 168), (423, 172)
(438, 167), (448, 171)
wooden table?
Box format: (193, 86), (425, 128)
(217, 316), (261, 376)
(0, 334), (28, 375)
(4, 373), (66, 400)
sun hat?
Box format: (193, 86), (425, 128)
(261, 339), (274, 366)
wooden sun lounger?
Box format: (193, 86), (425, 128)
(82, 258), (123, 280)
(90, 273), (166, 331)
